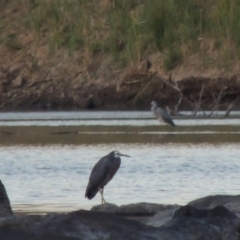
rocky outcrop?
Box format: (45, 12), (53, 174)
(91, 202), (179, 226)
(0, 184), (240, 240)
(91, 202), (178, 216)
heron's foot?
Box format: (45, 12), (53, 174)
(101, 196), (107, 204)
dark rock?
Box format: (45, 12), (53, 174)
(0, 228), (80, 240)
(90, 202), (172, 225)
(0, 206), (237, 240)
(31, 207), (233, 240)
(208, 206), (238, 220)
(0, 215), (45, 231)
(118, 202), (177, 216)
(147, 207), (178, 227)
(0, 180), (13, 217)
(188, 195), (240, 217)
(33, 210), (160, 240)
(188, 195), (240, 208)
(173, 205), (237, 220)
(91, 203), (119, 213)
(160, 218), (222, 240)
(172, 205), (239, 234)
(0, 189), (240, 240)
(91, 202), (178, 218)
(222, 229), (240, 240)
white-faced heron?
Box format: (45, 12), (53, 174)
(85, 151), (130, 204)
(151, 101), (175, 126)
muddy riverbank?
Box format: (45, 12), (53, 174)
(1, 63), (240, 112)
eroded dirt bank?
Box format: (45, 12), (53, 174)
(1, 60), (240, 112)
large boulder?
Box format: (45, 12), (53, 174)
(0, 180), (13, 217)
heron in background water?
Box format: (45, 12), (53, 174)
(151, 101), (175, 126)
(85, 151), (130, 204)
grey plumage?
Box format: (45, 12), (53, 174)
(85, 151), (130, 204)
(151, 101), (175, 126)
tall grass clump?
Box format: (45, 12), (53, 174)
(24, 0), (88, 54)
(143, 0), (204, 69)
(105, 0), (151, 64)
(144, 0), (240, 68)
(209, 0), (240, 58)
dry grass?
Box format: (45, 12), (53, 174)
(1, 0), (240, 70)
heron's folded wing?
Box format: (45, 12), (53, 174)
(85, 157), (110, 199)
(158, 108), (175, 125)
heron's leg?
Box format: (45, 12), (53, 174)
(102, 188), (106, 204)
(99, 188), (106, 204)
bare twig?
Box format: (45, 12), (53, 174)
(208, 82), (225, 117)
(198, 84), (205, 107)
(160, 75), (183, 114)
(193, 84), (206, 117)
(224, 95), (240, 117)
(174, 81), (183, 113)
(121, 80), (141, 85)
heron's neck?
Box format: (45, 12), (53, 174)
(151, 105), (157, 111)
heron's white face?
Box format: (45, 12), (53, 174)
(113, 151), (130, 158)
(151, 101), (157, 107)
(113, 151), (121, 158)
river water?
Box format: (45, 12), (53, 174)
(0, 111), (240, 213)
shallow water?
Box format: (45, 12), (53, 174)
(0, 111), (240, 213)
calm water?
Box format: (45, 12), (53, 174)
(0, 111), (240, 213)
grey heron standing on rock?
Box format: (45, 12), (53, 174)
(85, 151), (130, 204)
(151, 101), (175, 126)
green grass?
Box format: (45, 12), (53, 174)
(4, 0), (240, 69)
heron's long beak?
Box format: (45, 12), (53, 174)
(119, 153), (131, 157)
